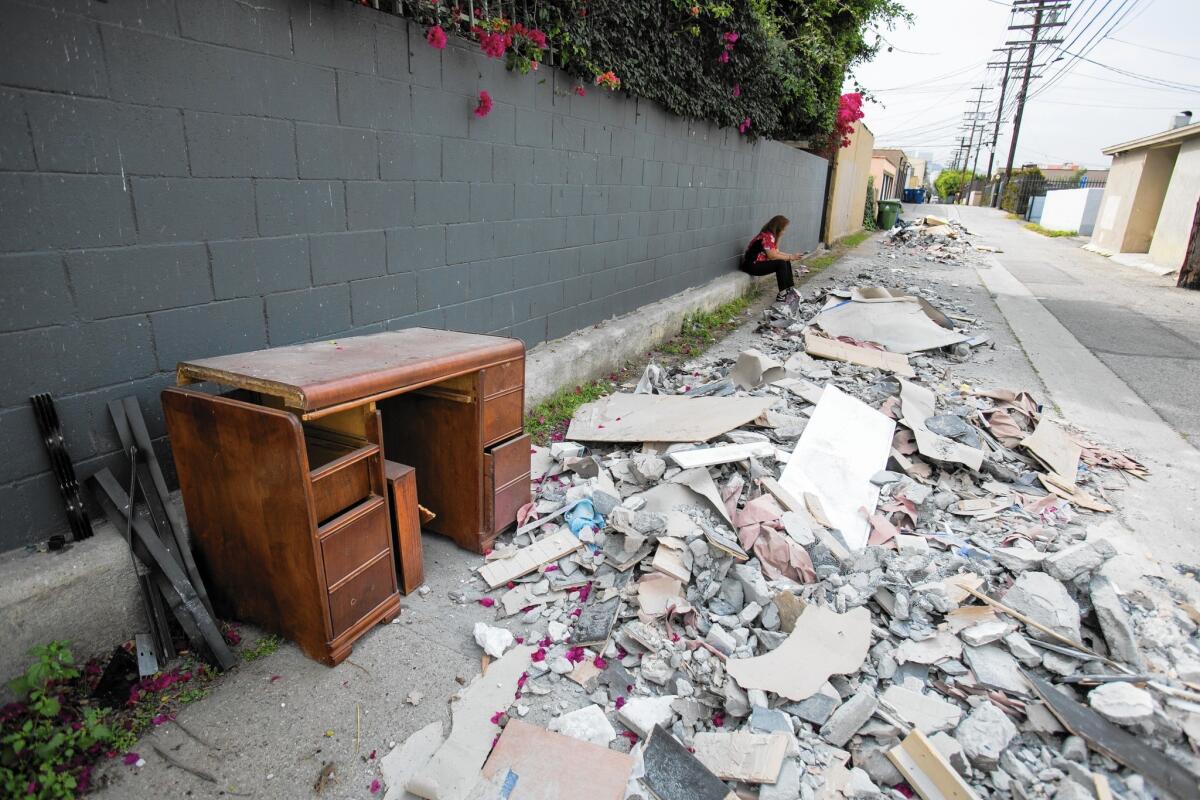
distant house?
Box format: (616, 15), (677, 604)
(906, 159), (928, 191)
(1089, 116), (1200, 273)
(871, 148), (911, 200)
(1033, 162), (1109, 186)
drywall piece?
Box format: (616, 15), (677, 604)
(640, 473), (734, 528)
(887, 729), (980, 800)
(1039, 476), (1113, 512)
(731, 348), (787, 389)
(637, 572), (687, 619)
(478, 529), (582, 588)
(572, 596), (621, 647)
(670, 442), (775, 469)
(899, 381), (984, 471)
(500, 584), (566, 617)
(1025, 671), (1200, 800)
(692, 731), (790, 783)
(727, 604), (871, 701)
(851, 287), (956, 330)
(651, 542), (691, 583)
(567, 393), (774, 443)
(672, 467), (735, 527)
(803, 332), (916, 377)
(1021, 419), (1081, 487)
(778, 385), (896, 551)
(881, 686), (962, 734)
(776, 377), (825, 405)
(480, 719), (634, 800)
(547, 704), (617, 747)
(814, 297), (967, 354)
(407, 645), (534, 800)
(962, 644), (1031, 696)
(895, 629), (963, 665)
(945, 606), (997, 634)
(642, 725), (737, 800)
(382, 721), (445, 800)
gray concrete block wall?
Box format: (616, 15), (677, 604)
(0, 0), (827, 550)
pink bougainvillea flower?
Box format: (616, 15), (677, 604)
(565, 646), (586, 663)
(539, 636), (552, 648)
(517, 672), (529, 689)
(724, 31), (740, 44)
(593, 71), (621, 90)
(620, 730), (639, 744)
(528, 28), (548, 49)
(593, 656), (607, 669)
(370, 778), (382, 794)
(425, 25), (447, 50)
(574, 85), (586, 97)
(712, 711), (725, 727)
(531, 647), (546, 662)
(122, 753), (140, 766)
(478, 597), (495, 607)
(369, 749), (377, 760)
(614, 696), (626, 710)
(732, 84), (741, 98)
(738, 117), (752, 134)
(718, 50), (730, 64)
(151, 713), (174, 726)
(474, 90), (493, 118)
(570, 607), (582, 617)
(490, 711), (504, 724)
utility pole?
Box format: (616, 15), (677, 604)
(986, 49), (1013, 206)
(961, 85), (990, 202)
(1001, 0), (1069, 187)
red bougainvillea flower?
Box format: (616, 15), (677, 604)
(478, 597), (495, 607)
(478, 31), (507, 58)
(834, 92), (865, 147)
(724, 31), (740, 44)
(539, 636), (552, 647)
(370, 778), (382, 794)
(122, 753), (140, 766)
(614, 696), (626, 710)
(594, 656), (607, 669)
(474, 90), (493, 118)
(565, 646), (586, 663)
(738, 117), (752, 134)
(531, 647), (546, 662)
(712, 711), (725, 727)
(490, 711), (504, 724)
(620, 730), (639, 744)
(593, 71), (621, 91)
(718, 50), (730, 64)
(425, 25), (447, 49)
(731, 84), (741, 98)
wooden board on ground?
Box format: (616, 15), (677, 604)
(804, 332), (915, 377)
(1025, 671), (1200, 800)
(478, 529), (581, 589)
(481, 719), (634, 800)
(887, 729), (980, 800)
(566, 393), (774, 443)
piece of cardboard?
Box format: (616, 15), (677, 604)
(1021, 419), (1081, 488)
(726, 605), (871, 701)
(899, 380), (985, 471)
(804, 333), (916, 377)
(481, 719), (633, 800)
(567, 393), (775, 443)
(691, 731), (789, 783)
(778, 385), (895, 551)
(478, 529), (582, 588)
(407, 646), (534, 800)
(887, 729), (980, 800)
(642, 725), (737, 800)
(814, 297), (967, 354)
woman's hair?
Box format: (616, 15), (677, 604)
(761, 215), (790, 237)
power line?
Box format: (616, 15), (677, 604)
(1108, 35), (1200, 62)
(1062, 51), (1200, 91)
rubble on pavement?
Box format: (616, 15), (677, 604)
(386, 224), (1200, 800)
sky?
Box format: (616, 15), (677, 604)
(844, 0), (1200, 172)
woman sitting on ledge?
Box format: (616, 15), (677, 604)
(740, 215), (809, 303)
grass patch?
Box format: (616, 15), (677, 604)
(1005, 213), (1021, 220)
(804, 229), (873, 273)
(241, 634), (281, 662)
(523, 287), (764, 446)
(1023, 222), (1077, 238)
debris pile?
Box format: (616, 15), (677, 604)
(885, 215), (999, 262)
(384, 247), (1200, 800)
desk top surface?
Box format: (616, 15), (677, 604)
(176, 329), (524, 413)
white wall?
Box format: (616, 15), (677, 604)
(1148, 137), (1200, 270)
(1041, 188), (1105, 235)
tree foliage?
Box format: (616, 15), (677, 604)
(934, 169), (977, 200)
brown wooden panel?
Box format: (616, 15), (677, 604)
(384, 461), (425, 594)
(310, 445), (375, 523)
(328, 552), (395, 637)
(319, 497), (389, 588)
(482, 388), (523, 446)
(161, 388), (329, 660)
(481, 358), (524, 398)
(487, 433), (532, 487)
(489, 473), (530, 537)
(380, 384), (484, 552)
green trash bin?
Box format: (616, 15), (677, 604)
(877, 200), (902, 230)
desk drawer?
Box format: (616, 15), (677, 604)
(310, 444), (376, 523)
(482, 359), (524, 398)
(485, 434), (531, 536)
(482, 389), (523, 446)
(320, 497), (389, 589)
(328, 551), (395, 637)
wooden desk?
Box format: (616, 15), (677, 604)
(162, 329), (530, 665)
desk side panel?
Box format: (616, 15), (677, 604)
(162, 388), (329, 659)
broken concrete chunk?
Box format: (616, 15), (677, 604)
(1088, 682), (1156, 727)
(1044, 539), (1117, 582)
(963, 643), (1031, 695)
(1089, 576), (1144, 669)
(960, 620), (1013, 647)
(1003, 632), (1042, 667)
(547, 704), (617, 747)
(759, 758), (802, 800)
(1001, 571), (1082, 643)
(783, 682), (842, 725)
(705, 624), (737, 656)
(927, 731), (971, 776)
(692, 730), (790, 783)
(989, 545), (1045, 573)
(894, 629), (962, 665)
(820, 691), (878, 747)
(472, 622), (514, 658)
(955, 701), (1016, 770)
(881, 685), (962, 733)
(617, 695), (678, 737)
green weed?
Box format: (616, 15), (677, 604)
(1023, 222), (1077, 238)
(241, 634), (281, 662)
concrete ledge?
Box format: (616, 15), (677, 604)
(525, 271), (752, 406)
(0, 273), (754, 684)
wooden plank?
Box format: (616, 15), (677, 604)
(887, 729), (980, 800)
(1025, 671), (1200, 800)
(477, 529), (582, 589)
(803, 332), (915, 377)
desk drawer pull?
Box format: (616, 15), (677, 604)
(327, 551), (394, 637)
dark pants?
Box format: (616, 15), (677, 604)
(740, 258), (794, 292)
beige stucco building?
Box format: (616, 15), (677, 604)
(1090, 122), (1200, 272)
(825, 122), (875, 242)
(871, 148), (910, 201)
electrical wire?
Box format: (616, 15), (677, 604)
(1108, 35), (1200, 62)
(1061, 51), (1200, 91)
